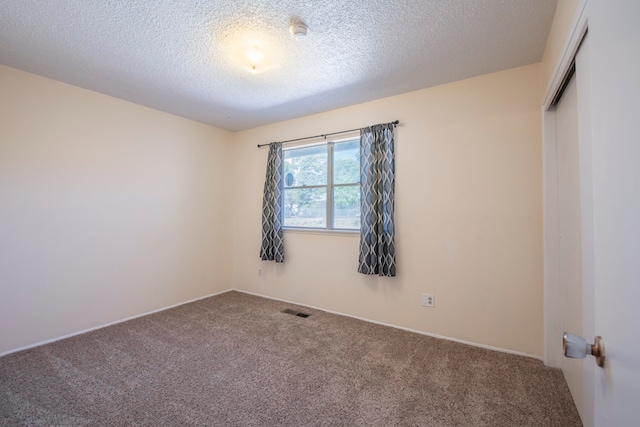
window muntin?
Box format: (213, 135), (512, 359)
(283, 139), (360, 231)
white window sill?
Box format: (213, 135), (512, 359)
(283, 227), (359, 237)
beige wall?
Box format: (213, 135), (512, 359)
(0, 65), (234, 354)
(232, 64), (544, 356)
(1, 54), (548, 357)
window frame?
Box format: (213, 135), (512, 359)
(282, 136), (360, 233)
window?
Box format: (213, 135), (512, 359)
(283, 139), (360, 231)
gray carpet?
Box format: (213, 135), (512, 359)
(0, 291), (582, 426)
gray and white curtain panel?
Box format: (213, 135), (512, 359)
(260, 142), (285, 262)
(358, 123), (396, 277)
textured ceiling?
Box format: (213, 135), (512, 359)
(0, 0), (558, 131)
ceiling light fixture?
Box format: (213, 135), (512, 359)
(218, 24), (282, 75)
(289, 22), (308, 38)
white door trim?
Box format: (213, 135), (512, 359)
(574, 35), (595, 427)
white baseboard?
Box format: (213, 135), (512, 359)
(233, 288), (543, 361)
(0, 289), (233, 358)
(2, 287), (542, 362)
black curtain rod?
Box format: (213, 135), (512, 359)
(256, 120), (399, 148)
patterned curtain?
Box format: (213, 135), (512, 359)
(260, 143), (284, 262)
(358, 123), (396, 276)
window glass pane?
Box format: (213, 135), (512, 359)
(283, 145), (327, 187)
(333, 139), (360, 185)
(333, 186), (360, 230)
(284, 188), (327, 228)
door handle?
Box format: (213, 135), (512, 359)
(563, 332), (605, 367)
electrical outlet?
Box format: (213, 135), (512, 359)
(421, 293), (435, 308)
(258, 269), (262, 277)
